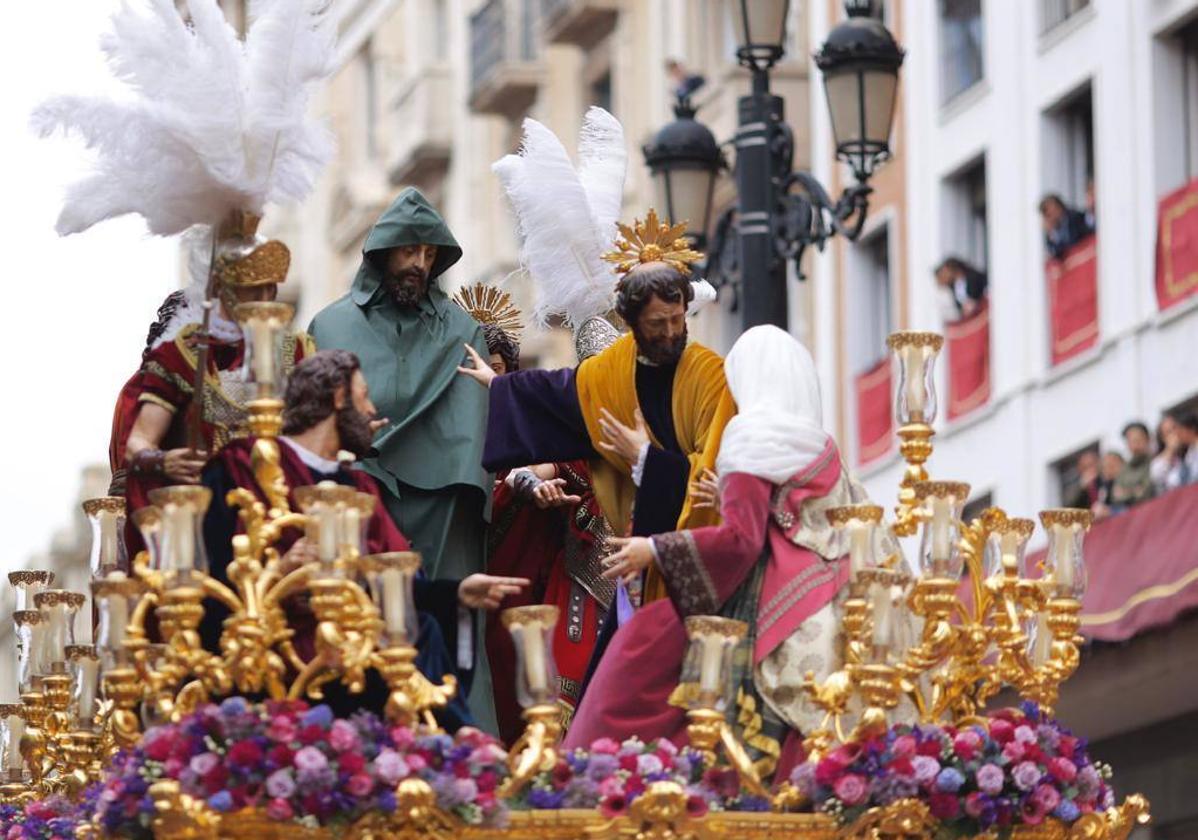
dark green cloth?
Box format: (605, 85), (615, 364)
(308, 188), (492, 581)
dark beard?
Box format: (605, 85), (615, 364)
(335, 406), (375, 458)
(633, 325), (687, 366)
(384, 269), (428, 308)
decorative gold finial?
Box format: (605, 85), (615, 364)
(452, 282), (523, 338)
(601, 209), (704, 276)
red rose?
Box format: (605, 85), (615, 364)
(202, 764), (229, 794)
(339, 752), (366, 775)
(551, 762), (572, 787)
(624, 775), (645, 796)
(454, 761), (472, 779)
(989, 719), (1015, 744)
(227, 740), (264, 768)
(1049, 757), (1077, 783)
(477, 770), (499, 793)
(814, 756), (847, 787)
(1022, 744), (1044, 764)
(144, 734), (173, 762)
(917, 738), (943, 757)
(929, 793), (961, 820)
(888, 757), (914, 778)
(618, 754), (638, 772)
(268, 744), (294, 768)
(1058, 736), (1078, 759)
(298, 724), (326, 744)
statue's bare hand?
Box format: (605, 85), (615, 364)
(689, 468), (720, 510)
(456, 343), (497, 388)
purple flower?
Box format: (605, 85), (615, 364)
(265, 769), (296, 799)
(451, 777), (478, 802)
(872, 774), (918, 805)
(207, 791), (234, 812)
(219, 697), (248, 717)
(789, 762), (816, 797)
(374, 749), (410, 785)
(1055, 800), (1081, 822)
(1012, 760), (1041, 791)
(189, 752), (219, 776)
(935, 767), (965, 793)
(586, 754), (619, 780)
(301, 705), (334, 729)
(976, 763), (1005, 795)
(1036, 724), (1062, 748)
(636, 754), (664, 775)
(528, 787), (567, 809)
(1013, 725), (1038, 745)
(911, 755), (941, 784)
(295, 746), (329, 772)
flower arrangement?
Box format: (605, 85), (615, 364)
(89, 698), (509, 837)
(511, 736), (770, 817)
(788, 703), (1115, 834)
(0, 796), (86, 840)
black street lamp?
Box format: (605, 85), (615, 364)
(643, 0), (904, 330)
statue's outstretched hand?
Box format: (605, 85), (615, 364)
(457, 574), (530, 610)
(598, 408), (650, 468)
(601, 536), (654, 586)
(532, 478), (583, 509)
(457, 343), (497, 388)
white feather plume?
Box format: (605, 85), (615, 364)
(493, 113), (628, 329)
(31, 0), (335, 237)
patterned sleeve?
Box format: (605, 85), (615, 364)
(137, 341), (192, 414)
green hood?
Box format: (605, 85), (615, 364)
(350, 188), (464, 306)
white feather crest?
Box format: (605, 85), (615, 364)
(492, 112), (628, 329)
(32, 0), (335, 237)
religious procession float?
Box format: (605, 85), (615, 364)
(2, 0), (1150, 837)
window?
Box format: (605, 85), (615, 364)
(1183, 19), (1198, 183)
(848, 225), (893, 374)
(1042, 86), (1094, 209)
(939, 0), (984, 104)
(1040, 0), (1089, 34)
(1153, 17), (1198, 193)
(942, 159), (989, 271)
(1052, 441), (1099, 507)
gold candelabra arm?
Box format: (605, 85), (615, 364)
(498, 704), (561, 798)
(251, 435), (291, 519)
(372, 645), (458, 729)
(892, 423), (935, 537)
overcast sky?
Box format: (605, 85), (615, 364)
(0, 4), (177, 569)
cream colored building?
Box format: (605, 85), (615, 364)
(271, 0), (812, 362)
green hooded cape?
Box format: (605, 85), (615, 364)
(308, 188), (492, 580)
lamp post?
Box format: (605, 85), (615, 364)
(644, 0), (904, 331)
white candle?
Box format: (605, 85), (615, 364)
(342, 507), (362, 556)
(164, 504), (195, 571)
(43, 605), (68, 669)
(902, 345), (927, 420)
(930, 496), (954, 570)
(870, 583), (893, 648)
(75, 658), (100, 726)
(523, 623), (548, 695)
(848, 521), (871, 582)
(998, 530), (1019, 577)
(98, 510), (120, 573)
(380, 567), (406, 640)
(1050, 525), (1074, 591)
(251, 320), (275, 385)
(317, 506), (338, 563)
(29, 621), (48, 677)
(99, 592), (128, 651)
(698, 635), (725, 694)
(3, 716), (24, 772)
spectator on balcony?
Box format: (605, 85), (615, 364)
(1152, 412), (1198, 491)
(1091, 451), (1125, 521)
(665, 59), (705, 106)
(1064, 449), (1100, 509)
(1039, 194), (1094, 260)
(1114, 421), (1156, 508)
(1083, 177), (1096, 232)
(933, 256), (988, 322)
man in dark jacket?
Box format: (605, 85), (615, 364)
(1040, 193), (1094, 260)
(934, 256), (988, 321)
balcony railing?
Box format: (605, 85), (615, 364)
(1046, 234), (1099, 366)
(469, 0), (542, 116)
(540, 0), (618, 48)
(385, 64), (453, 187)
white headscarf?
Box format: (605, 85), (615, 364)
(715, 325), (830, 485)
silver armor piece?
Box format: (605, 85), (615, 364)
(573, 315), (621, 361)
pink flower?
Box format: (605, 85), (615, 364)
(599, 794), (628, 819)
(1012, 761), (1041, 791)
(1033, 784), (1061, 813)
(1022, 798), (1047, 825)
(989, 718), (1015, 744)
(406, 754), (427, 773)
(953, 731), (981, 760)
(976, 763), (1005, 795)
(373, 749), (410, 785)
(1014, 725), (1037, 745)
(164, 758), (184, 777)
(294, 746), (329, 772)
(833, 773), (868, 806)
(346, 773), (374, 797)
(1049, 757), (1077, 783)
(655, 739), (678, 757)
(268, 716), (297, 743)
(598, 776), (624, 798)
(7, 825), (21, 839)
(911, 755), (941, 785)
(814, 756), (847, 787)
(390, 726), (415, 750)
(329, 720), (359, 753)
(591, 738), (620, 755)
(891, 735), (917, 759)
(964, 792), (987, 818)
(266, 797), (294, 821)
(1002, 740), (1026, 762)
(266, 769), (296, 799)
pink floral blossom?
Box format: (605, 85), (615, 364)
(833, 773), (868, 806)
(294, 746), (329, 772)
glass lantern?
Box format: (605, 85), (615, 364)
(730, 0), (790, 70)
(147, 486), (212, 584)
(0, 705), (25, 780)
(132, 506), (164, 571)
(13, 611), (45, 693)
(1038, 509), (1093, 599)
(82, 496), (128, 576)
(340, 491), (376, 560)
(66, 645), (101, 730)
(913, 481), (971, 579)
(983, 518), (1035, 580)
(8, 571), (54, 612)
(295, 482), (355, 568)
(92, 573), (139, 670)
(502, 606), (561, 709)
(826, 504), (884, 584)
(234, 302), (295, 397)
(363, 552), (421, 647)
(682, 616), (748, 709)
(886, 331), (944, 425)
(34, 590), (86, 675)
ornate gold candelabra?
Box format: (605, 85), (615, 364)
(499, 605), (564, 797)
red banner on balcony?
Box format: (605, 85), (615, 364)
(945, 304), (991, 421)
(1024, 484), (1198, 642)
(1155, 177), (1198, 311)
(1046, 235), (1099, 366)
(855, 358), (892, 466)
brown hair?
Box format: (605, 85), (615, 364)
(282, 349), (361, 435)
(483, 323), (520, 373)
(614, 262), (693, 326)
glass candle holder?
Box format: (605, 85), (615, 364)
(9, 570), (54, 612)
(0, 705), (25, 777)
(502, 605), (560, 709)
(683, 615), (748, 709)
(295, 482), (355, 566)
(1038, 509), (1093, 599)
(132, 506), (164, 571)
(362, 552), (420, 647)
(92, 573), (140, 669)
(913, 481), (971, 579)
(886, 331), (944, 425)
(66, 645), (101, 730)
(34, 590), (86, 675)
(147, 487), (212, 584)
(13, 611), (45, 693)
(983, 518), (1036, 580)
(82, 496), (128, 576)
(233, 302), (295, 396)
(826, 504), (885, 584)
(340, 491), (376, 560)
